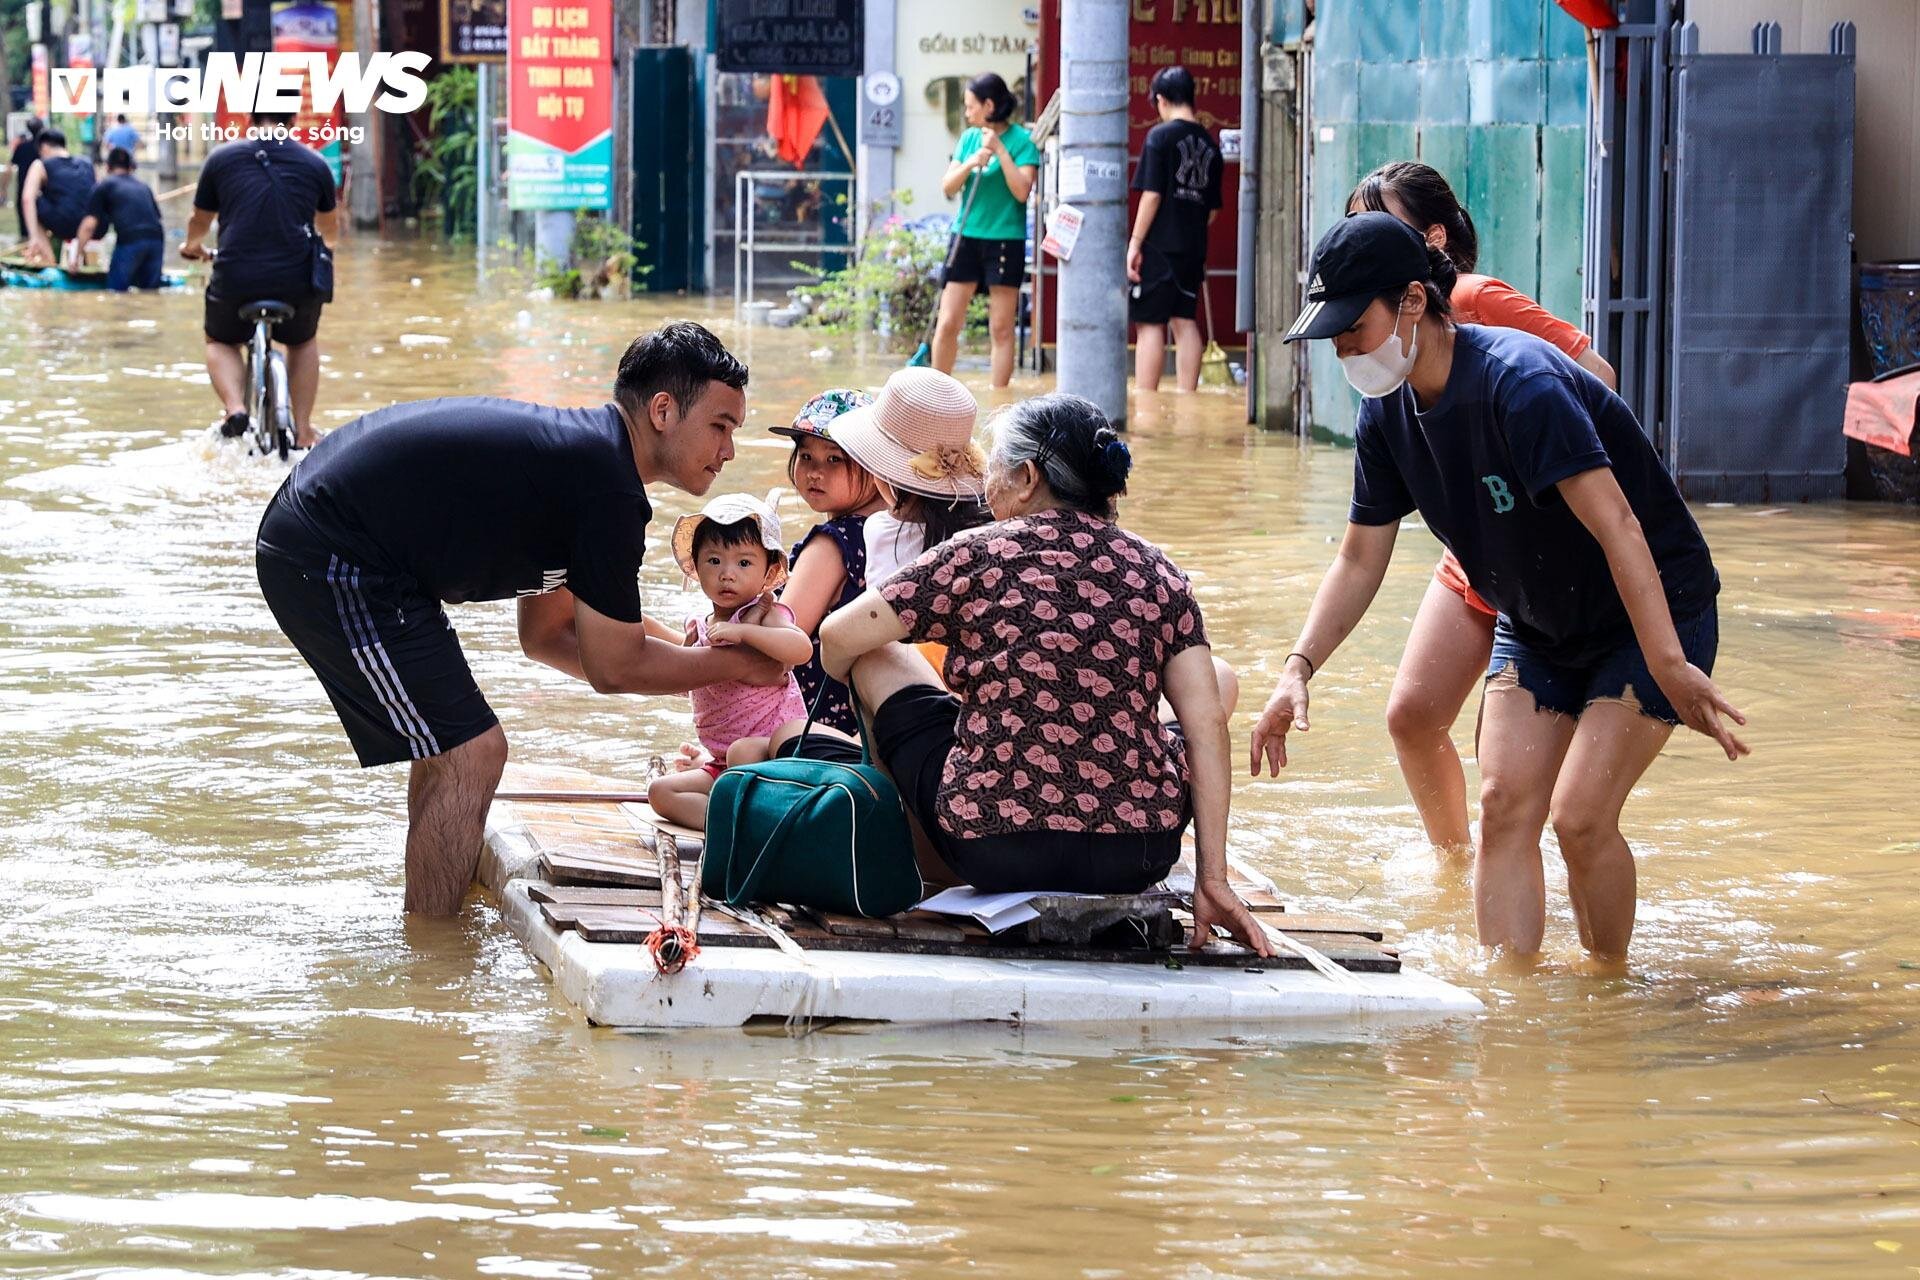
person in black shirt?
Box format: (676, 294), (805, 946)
(256, 323), (772, 915)
(9, 116), (45, 239)
(181, 111), (338, 447)
(1127, 67), (1222, 392)
(72, 148), (167, 290)
(1250, 213), (1748, 964)
(20, 128), (96, 266)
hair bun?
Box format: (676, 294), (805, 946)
(1091, 429), (1132, 495)
(1424, 242), (1459, 296)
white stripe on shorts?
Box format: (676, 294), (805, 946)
(327, 556), (437, 759)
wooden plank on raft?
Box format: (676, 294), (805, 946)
(1241, 910), (1385, 941)
(528, 885), (668, 907)
(541, 852), (661, 889)
(572, 907), (778, 947)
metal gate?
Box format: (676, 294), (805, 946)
(1664, 21), (1854, 502)
(1586, 11), (1855, 502)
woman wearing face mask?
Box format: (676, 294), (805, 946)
(1251, 212), (1748, 964)
(1347, 161), (1617, 859)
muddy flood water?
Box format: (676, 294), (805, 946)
(2, 232), (1918, 1278)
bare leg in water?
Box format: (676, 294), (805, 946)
(403, 725), (509, 915)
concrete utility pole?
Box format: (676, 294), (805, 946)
(348, 0), (379, 228)
(1055, 0), (1129, 428)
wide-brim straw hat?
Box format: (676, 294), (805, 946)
(770, 387), (874, 440)
(830, 367), (985, 499)
(670, 490), (788, 588)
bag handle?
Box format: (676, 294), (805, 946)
(789, 667), (879, 768)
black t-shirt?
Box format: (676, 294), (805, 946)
(84, 173), (165, 243)
(35, 155), (96, 239)
(1132, 119), (1222, 260)
(194, 137), (336, 297)
(11, 138), (37, 199)
(1350, 325), (1718, 665)
(278, 397), (654, 623)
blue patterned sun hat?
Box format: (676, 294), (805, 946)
(771, 387), (874, 440)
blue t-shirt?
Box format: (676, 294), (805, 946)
(1350, 324), (1718, 665)
(105, 123), (142, 154)
(84, 173), (165, 243)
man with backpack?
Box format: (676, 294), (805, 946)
(180, 112), (338, 447)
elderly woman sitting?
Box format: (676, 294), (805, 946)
(815, 393), (1270, 954)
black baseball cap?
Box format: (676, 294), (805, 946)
(1283, 211), (1430, 343)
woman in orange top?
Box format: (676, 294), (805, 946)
(1347, 162), (1618, 857)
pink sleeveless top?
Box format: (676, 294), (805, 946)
(687, 602), (809, 758)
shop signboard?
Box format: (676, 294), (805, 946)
(506, 0), (612, 210)
(443, 0), (508, 63)
(715, 0), (862, 77)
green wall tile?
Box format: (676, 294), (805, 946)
(1359, 0), (1423, 63)
(1320, 60), (1360, 123)
(1538, 125), (1587, 322)
(1466, 126), (1543, 299)
(1422, 2), (1468, 60)
(1420, 60), (1472, 126)
(1417, 127), (1473, 208)
(1546, 3), (1587, 59)
(1359, 61), (1422, 123)
(1490, 0), (1545, 59)
(1471, 59), (1546, 126)
(1546, 57), (1587, 128)
(1317, 0), (1360, 60)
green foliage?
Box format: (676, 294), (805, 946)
(410, 67), (477, 240)
(795, 199), (986, 352)
(535, 212), (647, 301)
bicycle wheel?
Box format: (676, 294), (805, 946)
(266, 352), (293, 462)
(248, 332), (272, 457)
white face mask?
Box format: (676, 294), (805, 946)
(1339, 306), (1418, 398)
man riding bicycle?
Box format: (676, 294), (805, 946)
(182, 110), (336, 449)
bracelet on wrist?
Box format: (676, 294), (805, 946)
(1285, 651), (1315, 678)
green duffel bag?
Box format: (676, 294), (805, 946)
(701, 684), (924, 919)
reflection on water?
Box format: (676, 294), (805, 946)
(2, 232), (1918, 1277)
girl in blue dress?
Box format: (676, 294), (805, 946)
(771, 389), (886, 734)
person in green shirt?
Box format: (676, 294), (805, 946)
(931, 72), (1039, 390)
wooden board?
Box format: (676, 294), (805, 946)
(540, 852), (660, 889)
(573, 907), (778, 948)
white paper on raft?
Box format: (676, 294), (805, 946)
(916, 886), (1102, 933)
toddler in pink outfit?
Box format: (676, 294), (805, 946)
(645, 493), (811, 829)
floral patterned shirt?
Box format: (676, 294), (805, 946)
(879, 509), (1209, 840)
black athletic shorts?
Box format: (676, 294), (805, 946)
(255, 491), (497, 767)
(1129, 244), (1203, 325)
(943, 235), (1026, 292)
(791, 683), (1187, 894)
(206, 287), (325, 346)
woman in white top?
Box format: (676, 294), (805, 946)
(834, 368), (991, 586)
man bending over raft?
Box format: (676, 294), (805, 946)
(256, 322), (780, 913)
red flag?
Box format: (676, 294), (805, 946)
(767, 74), (829, 166)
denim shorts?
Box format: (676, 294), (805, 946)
(1485, 605), (1718, 726)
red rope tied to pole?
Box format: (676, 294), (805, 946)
(647, 925), (700, 976)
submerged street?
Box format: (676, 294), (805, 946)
(2, 234), (1918, 1275)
